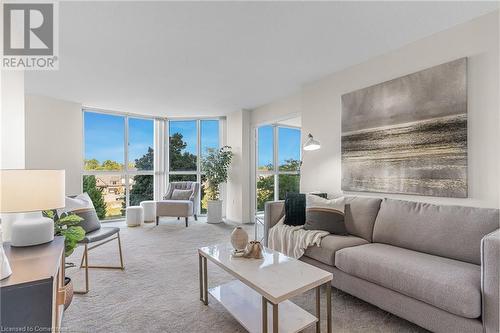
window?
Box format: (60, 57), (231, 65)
(84, 112), (125, 171)
(257, 126), (273, 171)
(255, 125), (301, 212)
(83, 110), (154, 220)
(169, 120), (197, 172)
(83, 110), (220, 219)
(167, 119), (220, 214)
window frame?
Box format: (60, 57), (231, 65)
(166, 118), (222, 215)
(82, 109), (223, 220)
(82, 109), (155, 220)
(254, 124), (301, 213)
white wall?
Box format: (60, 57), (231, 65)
(252, 11), (500, 208)
(226, 109), (251, 223)
(250, 93), (302, 127)
(25, 95), (83, 195)
(1, 71), (25, 169)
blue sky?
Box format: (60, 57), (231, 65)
(258, 126), (301, 169)
(84, 112), (298, 167)
(169, 120), (219, 155)
(129, 117), (154, 163)
(85, 112), (219, 164)
(84, 112), (125, 163)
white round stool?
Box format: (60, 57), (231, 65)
(140, 201), (156, 223)
(126, 206), (143, 227)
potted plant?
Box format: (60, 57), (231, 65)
(44, 210), (85, 310)
(201, 146), (233, 224)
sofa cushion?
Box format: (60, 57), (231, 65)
(373, 198), (499, 264)
(304, 195), (347, 234)
(284, 193), (306, 226)
(335, 243), (481, 318)
(304, 234), (368, 266)
(344, 196), (382, 242)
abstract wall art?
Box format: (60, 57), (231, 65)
(341, 58), (467, 197)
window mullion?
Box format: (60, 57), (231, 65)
(125, 116), (130, 207)
(196, 119), (201, 214)
(273, 125), (279, 201)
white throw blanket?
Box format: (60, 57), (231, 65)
(268, 217), (329, 259)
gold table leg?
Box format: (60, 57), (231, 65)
(272, 302), (278, 333)
(117, 232), (124, 269)
(74, 244), (89, 294)
(262, 297), (268, 333)
(326, 282), (332, 333)
(316, 285), (321, 332)
(199, 254), (203, 302)
(203, 256), (208, 305)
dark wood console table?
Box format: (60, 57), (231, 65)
(0, 236), (65, 332)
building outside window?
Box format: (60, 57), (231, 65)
(83, 110), (154, 220)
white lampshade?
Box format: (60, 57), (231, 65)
(303, 133), (321, 151)
(0, 170), (65, 213)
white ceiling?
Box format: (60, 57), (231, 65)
(25, 1), (498, 117)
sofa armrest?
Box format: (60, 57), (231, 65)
(263, 201), (285, 246)
(481, 228), (499, 333)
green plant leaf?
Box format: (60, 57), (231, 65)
(59, 214), (83, 226)
(62, 226), (86, 242)
(43, 210), (55, 219)
(200, 146), (233, 200)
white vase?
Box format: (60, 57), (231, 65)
(231, 227), (248, 251)
(207, 200), (223, 224)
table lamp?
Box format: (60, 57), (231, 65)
(0, 170), (65, 251)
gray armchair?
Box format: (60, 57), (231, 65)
(156, 181), (199, 227)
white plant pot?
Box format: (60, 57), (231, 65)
(207, 200), (223, 224)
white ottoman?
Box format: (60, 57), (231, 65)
(140, 201), (156, 223)
(126, 206), (143, 227)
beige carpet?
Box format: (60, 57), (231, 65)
(62, 218), (428, 333)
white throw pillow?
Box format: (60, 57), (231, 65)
(57, 192), (95, 216)
(306, 194), (345, 212)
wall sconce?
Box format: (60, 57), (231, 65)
(303, 133), (321, 151)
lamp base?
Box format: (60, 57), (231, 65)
(0, 246), (12, 280)
(11, 215), (54, 247)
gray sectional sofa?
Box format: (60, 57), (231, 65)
(264, 197), (499, 333)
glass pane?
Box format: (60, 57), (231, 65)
(84, 111), (125, 171)
(257, 126), (273, 171)
(129, 118), (154, 171)
(256, 174), (274, 211)
(201, 120), (219, 158)
(169, 174), (197, 182)
(201, 174), (207, 214)
(129, 175), (154, 206)
(278, 127), (301, 171)
(278, 174), (300, 200)
(169, 120), (197, 171)
(83, 174), (125, 220)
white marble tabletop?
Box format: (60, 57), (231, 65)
(198, 243), (332, 304)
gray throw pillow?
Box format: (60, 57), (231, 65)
(171, 189), (192, 200)
(57, 193), (101, 233)
(304, 195), (347, 235)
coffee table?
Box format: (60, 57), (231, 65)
(198, 243), (333, 333)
